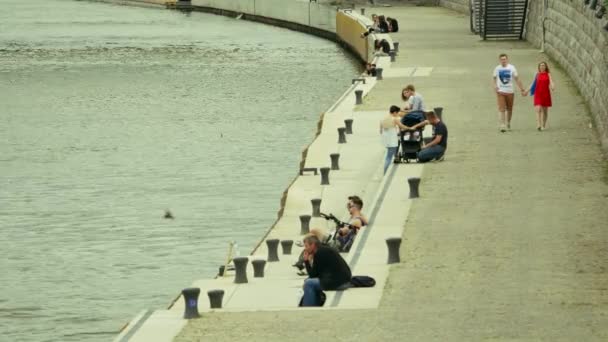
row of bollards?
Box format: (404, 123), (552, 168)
(181, 287), (224, 318)
(179, 97), (421, 319)
(182, 234), (405, 318)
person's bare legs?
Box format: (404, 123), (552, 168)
(497, 94), (507, 132)
(535, 105), (542, 131)
(541, 107), (549, 129)
(505, 94), (514, 130)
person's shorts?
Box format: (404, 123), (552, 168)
(496, 92), (514, 112)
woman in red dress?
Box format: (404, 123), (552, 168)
(526, 62), (555, 131)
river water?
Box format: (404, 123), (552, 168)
(0, 1), (357, 341)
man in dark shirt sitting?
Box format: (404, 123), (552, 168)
(418, 110), (448, 163)
(301, 235), (352, 306)
(387, 17), (399, 32)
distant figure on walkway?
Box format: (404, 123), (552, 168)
(374, 39), (391, 55)
(371, 14), (380, 32)
(366, 62), (377, 77)
(524, 61), (555, 131)
(418, 111), (448, 163)
(301, 235), (352, 306)
(380, 106), (401, 174)
(401, 84), (425, 112)
(378, 15), (390, 33)
(493, 53), (526, 132)
(387, 17), (399, 32)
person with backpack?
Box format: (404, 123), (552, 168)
(524, 61), (555, 131)
(300, 235), (352, 306)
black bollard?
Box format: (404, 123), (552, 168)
(389, 50), (396, 62)
(207, 289), (224, 309)
(408, 177), (421, 198)
(330, 153), (340, 170)
(299, 214), (311, 234)
(376, 68), (383, 80)
(338, 128), (347, 144)
(360, 8), (365, 15)
(181, 288), (200, 319)
(176, 0), (192, 10)
(434, 107), (443, 121)
(311, 199), (322, 217)
(344, 119), (353, 134)
(232, 257), (249, 284)
(281, 240), (293, 255)
(218, 265), (225, 276)
(266, 239), (280, 262)
(386, 237), (402, 264)
(320, 167), (330, 185)
(355, 90), (363, 105)
(252, 259), (266, 277)
(394, 41), (400, 52)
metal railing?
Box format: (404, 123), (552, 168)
(477, 0), (529, 40)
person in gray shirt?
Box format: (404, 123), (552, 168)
(401, 84), (425, 113)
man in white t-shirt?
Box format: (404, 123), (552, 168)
(493, 53), (525, 132)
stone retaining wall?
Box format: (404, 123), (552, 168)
(526, 0), (608, 152)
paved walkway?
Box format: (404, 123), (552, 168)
(175, 6), (608, 341)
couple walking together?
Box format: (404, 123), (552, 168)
(493, 53), (555, 132)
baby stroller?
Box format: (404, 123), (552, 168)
(396, 110), (425, 163)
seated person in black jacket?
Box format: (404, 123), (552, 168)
(387, 17), (399, 32)
(374, 39), (391, 54)
(301, 235), (352, 306)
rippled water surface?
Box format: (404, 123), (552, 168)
(0, 1), (357, 341)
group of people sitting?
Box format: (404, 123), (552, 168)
(295, 196), (368, 306)
(380, 84), (449, 172)
(359, 13), (398, 56)
(371, 13), (399, 34)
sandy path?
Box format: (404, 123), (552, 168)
(175, 6), (608, 341)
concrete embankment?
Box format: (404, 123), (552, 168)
(109, 1), (405, 341)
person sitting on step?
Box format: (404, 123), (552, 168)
(417, 110), (448, 163)
(300, 235), (352, 307)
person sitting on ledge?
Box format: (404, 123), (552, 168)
(400, 84), (425, 113)
(387, 17), (399, 32)
(378, 15), (390, 33)
(338, 196), (367, 242)
(301, 235), (352, 306)
(366, 62), (377, 77)
(374, 39), (391, 55)
(335, 195), (367, 252)
(417, 110), (448, 163)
